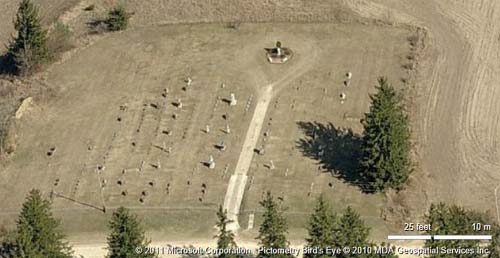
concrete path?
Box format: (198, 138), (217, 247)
(223, 86), (273, 230)
(221, 42), (317, 231)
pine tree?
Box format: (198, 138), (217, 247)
(106, 207), (156, 258)
(489, 229), (500, 258)
(424, 203), (483, 258)
(305, 194), (336, 258)
(256, 191), (290, 258)
(215, 205), (237, 258)
(10, 189), (72, 258)
(332, 206), (370, 258)
(8, 0), (48, 75)
(359, 77), (411, 192)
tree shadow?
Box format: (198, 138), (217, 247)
(0, 53), (16, 76)
(86, 19), (108, 34)
(0, 226), (15, 258)
(296, 121), (370, 192)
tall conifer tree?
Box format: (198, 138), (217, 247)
(106, 207), (155, 258)
(305, 194), (335, 258)
(425, 203), (485, 258)
(488, 228), (500, 258)
(359, 77), (411, 192)
(215, 205), (237, 258)
(11, 189), (72, 258)
(8, 0), (48, 75)
(332, 206), (370, 258)
(256, 192), (290, 258)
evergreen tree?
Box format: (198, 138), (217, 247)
(10, 189), (72, 258)
(105, 5), (129, 31)
(215, 205), (237, 258)
(332, 206), (370, 258)
(8, 0), (48, 75)
(106, 207), (155, 258)
(256, 191), (290, 258)
(305, 194), (336, 258)
(424, 203), (484, 258)
(359, 77), (411, 192)
(489, 228), (500, 258)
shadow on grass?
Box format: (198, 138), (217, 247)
(0, 53), (16, 76)
(86, 19), (108, 34)
(296, 121), (372, 193)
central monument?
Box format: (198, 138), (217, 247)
(266, 41), (293, 64)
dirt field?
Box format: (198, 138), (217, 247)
(0, 20), (416, 244)
(357, 0), (500, 223)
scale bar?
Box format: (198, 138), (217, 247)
(433, 235), (492, 240)
(388, 235), (432, 240)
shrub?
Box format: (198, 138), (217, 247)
(105, 5), (129, 31)
(47, 21), (73, 59)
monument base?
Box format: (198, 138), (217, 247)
(265, 47), (293, 64)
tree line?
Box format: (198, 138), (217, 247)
(0, 189), (153, 258)
(2, 190), (497, 258)
(219, 193), (499, 258)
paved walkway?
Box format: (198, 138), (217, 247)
(223, 86), (273, 230)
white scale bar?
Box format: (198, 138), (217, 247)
(388, 235), (432, 240)
(388, 235), (492, 240)
(434, 235), (492, 240)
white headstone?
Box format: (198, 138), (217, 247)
(208, 155), (215, 169)
(219, 141), (226, 151)
(139, 161), (145, 172)
(229, 93), (237, 106)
